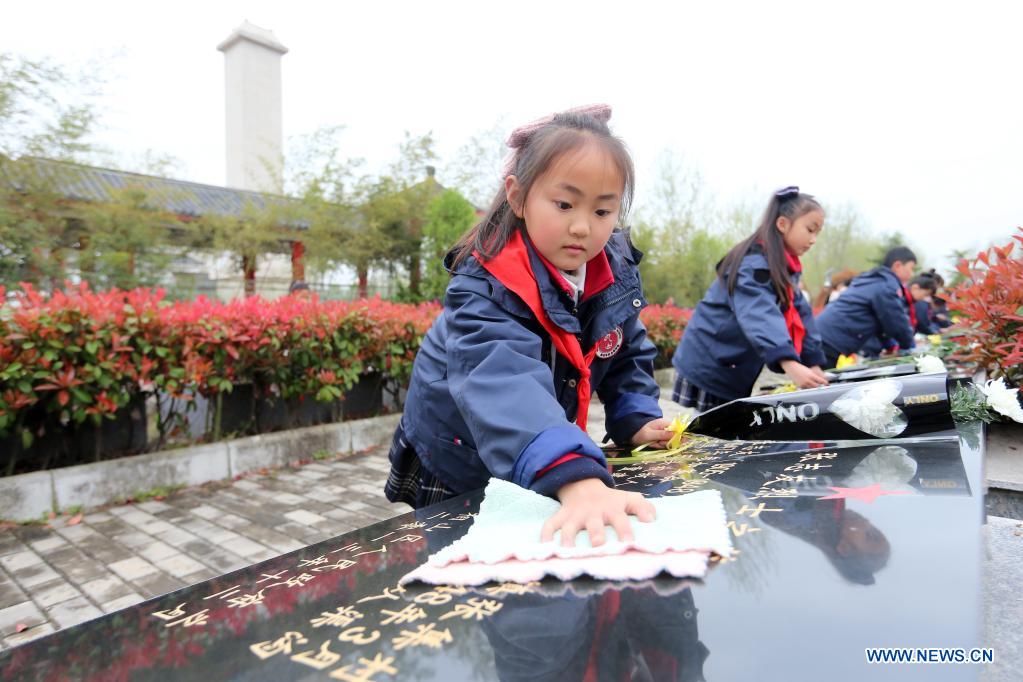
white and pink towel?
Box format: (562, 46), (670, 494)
(401, 479), (733, 586)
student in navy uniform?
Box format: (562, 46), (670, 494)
(863, 271), (938, 355)
(671, 187), (829, 411)
(385, 106), (673, 547)
(922, 269), (953, 329)
(815, 246), (918, 367)
(908, 275), (939, 335)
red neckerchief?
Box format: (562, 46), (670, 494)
(829, 498), (846, 523)
(583, 591), (621, 682)
(784, 250), (806, 356)
(902, 284), (918, 329)
(477, 230), (606, 431)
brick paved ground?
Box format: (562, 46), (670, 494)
(0, 446), (404, 650)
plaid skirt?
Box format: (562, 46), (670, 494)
(383, 424), (456, 509)
(672, 374), (729, 413)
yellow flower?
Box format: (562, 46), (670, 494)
(836, 354), (857, 369)
(667, 414), (692, 450)
(771, 382), (798, 394)
(927, 334), (943, 346)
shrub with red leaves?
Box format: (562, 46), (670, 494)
(639, 304), (693, 370)
(947, 228), (1023, 386)
(0, 284), (440, 466)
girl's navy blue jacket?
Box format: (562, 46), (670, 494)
(398, 231), (662, 498)
(816, 266), (916, 356)
(913, 300), (938, 335)
(671, 248), (826, 402)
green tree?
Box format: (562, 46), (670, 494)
(283, 125), (377, 297)
(876, 230), (924, 266)
(0, 158), (77, 287)
(284, 127), (447, 300)
(420, 189), (477, 301)
(945, 248), (973, 289)
(800, 204), (880, 293)
(629, 150), (739, 305)
(204, 201), (292, 297)
(0, 54), (103, 289)
(75, 185), (194, 290)
(360, 132), (440, 300)
(1, 53), (208, 294)
(444, 120), (506, 209)
(0, 53), (100, 161)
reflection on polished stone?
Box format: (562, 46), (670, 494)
(0, 429), (984, 681)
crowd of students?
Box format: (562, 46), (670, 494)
(672, 208), (948, 408)
(815, 265), (949, 340)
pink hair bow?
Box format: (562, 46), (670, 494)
(503, 104), (612, 176)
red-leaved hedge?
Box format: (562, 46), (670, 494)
(0, 284), (438, 463)
(948, 227), (1023, 385)
(640, 304), (693, 369)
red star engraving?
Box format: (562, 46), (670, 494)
(819, 483), (911, 504)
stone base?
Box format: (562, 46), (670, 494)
(985, 422), (1023, 492)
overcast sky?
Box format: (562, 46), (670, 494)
(3, 0), (1020, 269)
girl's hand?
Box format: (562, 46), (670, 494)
(810, 365), (829, 381)
(630, 417), (674, 448)
(541, 478), (656, 548)
(781, 359), (829, 389)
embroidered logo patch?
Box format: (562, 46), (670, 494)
(595, 326), (624, 359)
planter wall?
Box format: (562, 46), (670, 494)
(0, 394), (147, 475)
(154, 374), (399, 442)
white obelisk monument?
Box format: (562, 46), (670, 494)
(217, 21), (288, 193)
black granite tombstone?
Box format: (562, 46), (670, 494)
(0, 426), (985, 681)
(825, 362), (921, 383)
(689, 372), (955, 441)
(756, 362), (922, 395)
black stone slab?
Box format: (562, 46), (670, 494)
(757, 362), (922, 394)
(825, 362), (921, 382)
(0, 427), (986, 681)
(689, 372), (955, 441)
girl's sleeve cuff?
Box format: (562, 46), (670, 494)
(529, 456), (614, 497)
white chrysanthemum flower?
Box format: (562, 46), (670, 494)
(915, 355), (946, 373)
(979, 378), (1023, 424)
(830, 380), (909, 437)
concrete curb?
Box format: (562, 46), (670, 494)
(986, 422), (1023, 493)
(0, 413), (401, 522)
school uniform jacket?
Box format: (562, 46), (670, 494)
(816, 266), (916, 356)
(670, 248), (827, 402)
(913, 300), (938, 335)
(399, 231), (662, 497)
